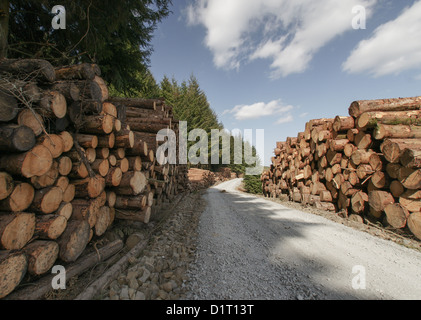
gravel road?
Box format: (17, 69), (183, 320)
(185, 179), (421, 300)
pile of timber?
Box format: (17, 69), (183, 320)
(262, 96), (421, 242)
(188, 168), (216, 189)
(0, 59), (188, 298)
(215, 167), (237, 182)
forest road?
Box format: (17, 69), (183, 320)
(185, 179), (421, 300)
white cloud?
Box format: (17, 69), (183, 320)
(343, 1), (421, 77)
(186, 0), (377, 77)
(223, 99), (294, 124)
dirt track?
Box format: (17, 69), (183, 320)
(184, 179), (421, 300)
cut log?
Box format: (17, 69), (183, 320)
(368, 191), (395, 212)
(408, 212), (421, 241)
(399, 169), (421, 189)
(31, 161), (59, 189)
(58, 156), (72, 176)
(390, 180), (405, 198)
(97, 133), (115, 149)
(80, 114), (114, 135)
(39, 91), (67, 119)
(0, 251), (27, 299)
(115, 195), (147, 210)
(349, 97), (421, 118)
(0, 213), (35, 250)
(59, 131), (74, 152)
(0, 124), (36, 152)
(357, 110), (421, 129)
(374, 124), (421, 140)
(351, 191), (368, 214)
(351, 150), (375, 166)
(71, 199), (100, 228)
(37, 134), (64, 159)
(57, 220), (91, 263)
(72, 176), (105, 199)
(0, 90), (19, 122)
(370, 171), (389, 189)
(333, 116), (355, 132)
(0, 59), (55, 82)
(114, 171), (147, 196)
(17, 109), (44, 136)
(30, 186), (63, 215)
(0, 172), (14, 201)
(91, 159), (110, 177)
(399, 197), (421, 213)
(62, 183), (75, 203)
(94, 206), (111, 237)
(93, 76), (109, 102)
(314, 201), (336, 212)
(74, 134), (98, 149)
(55, 63), (97, 81)
(51, 81), (80, 101)
(0, 182), (34, 212)
(384, 204), (410, 229)
(400, 147), (421, 168)
(23, 240), (59, 276)
(35, 215), (67, 240)
(105, 167), (123, 187)
(115, 207), (152, 223)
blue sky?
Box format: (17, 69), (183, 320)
(149, 0), (421, 167)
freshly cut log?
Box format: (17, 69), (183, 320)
(319, 190), (333, 202)
(59, 131), (74, 152)
(23, 240), (59, 276)
(39, 91), (67, 119)
(357, 110), (421, 129)
(0, 59), (55, 82)
(349, 97), (421, 118)
(58, 156), (72, 176)
(80, 114), (114, 135)
(0, 124), (36, 152)
(105, 167), (122, 187)
(31, 161), (59, 189)
(0, 90), (19, 122)
(374, 124), (421, 140)
(408, 212), (421, 241)
(70, 162), (89, 179)
(114, 171), (147, 195)
(115, 195), (147, 210)
(93, 76), (109, 102)
(0, 182), (34, 212)
(351, 150), (375, 166)
(51, 81), (80, 101)
(351, 191), (368, 214)
(0, 145), (53, 178)
(94, 206), (111, 237)
(116, 158), (129, 173)
(74, 134), (98, 149)
(399, 169), (421, 189)
(55, 63), (97, 81)
(97, 133), (114, 148)
(0, 172), (13, 201)
(35, 215), (67, 240)
(72, 176), (105, 199)
(370, 171), (389, 189)
(0, 213), (35, 250)
(37, 134), (64, 159)
(115, 130), (134, 149)
(399, 197), (421, 213)
(0, 251), (27, 299)
(91, 159), (109, 177)
(17, 109), (44, 136)
(96, 148), (110, 159)
(329, 139), (349, 152)
(390, 180), (405, 198)
(62, 183), (75, 203)
(115, 207), (152, 223)
(354, 132), (372, 150)
(57, 220), (91, 263)
(333, 116), (355, 132)
(71, 199), (99, 228)
(368, 191), (395, 212)
(384, 204), (410, 229)
(400, 148), (421, 168)
(30, 186), (63, 215)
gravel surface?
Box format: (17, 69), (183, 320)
(184, 179), (421, 300)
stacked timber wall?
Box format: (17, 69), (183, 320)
(262, 97), (421, 241)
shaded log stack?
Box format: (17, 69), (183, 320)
(0, 59), (188, 298)
(262, 96), (421, 242)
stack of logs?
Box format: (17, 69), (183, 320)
(262, 96), (421, 242)
(0, 59), (188, 298)
(188, 168), (216, 190)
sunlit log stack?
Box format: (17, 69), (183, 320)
(0, 59), (188, 298)
(262, 96), (421, 242)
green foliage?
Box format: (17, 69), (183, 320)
(243, 175), (262, 194)
(7, 0), (172, 94)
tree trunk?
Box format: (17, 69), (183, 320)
(0, 251), (27, 299)
(0, 213), (35, 250)
(57, 220), (90, 263)
(23, 240), (59, 276)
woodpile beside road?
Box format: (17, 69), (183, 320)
(262, 96), (421, 241)
(0, 59), (188, 298)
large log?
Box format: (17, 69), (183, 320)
(23, 240), (59, 276)
(384, 204), (410, 229)
(17, 109), (44, 136)
(349, 97), (421, 118)
(0, 124), (36, 152)
(72, 176), (105, 199)
(0, 59), (56, 82)
(35, 215), (67, 240)
(31, 161), (59, 189)
(0, 172), (13, 201)
(37, 134), (64, 159)
(55, 63), (97, 81)
(113, 171), (147, 196)
(0, 251), (27, 299)
(374, 124), (421, 140)
(408, 212), (421, 240)
(0, 213), (35, 250)
(29, 186), (63, 215)
(357, 110), (421, 129)
(368, 191), (395, 212)
(57, 220), (91, 263)
(0, 144), (53, 178)
(39, 91), (67, 119)
(0, 90), (19, 122)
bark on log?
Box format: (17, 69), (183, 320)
(349, 97), (421, 118)
(39, 91), (67, 119)
(400, 147), (421, 168)
(0, 182), (34, 212)
(114, 171), (147, 196)
(0, 90), (19, 122)
(0, 59), (56, 82)
(17, 109), (44, 136)
(35, 215), (67, 240)
(55, 63), (97, 81)
(0, 172), (13, 201)
(357, 110), (421, 129)
(115, 206), (151, 223)
(368, 191), (395, 212)
(30, 186), (63, 215)
(31, 161), (59, 189)
(374, 124), (421, 140)
(72, 176), (105, 199)
(408, 212), (421, 241)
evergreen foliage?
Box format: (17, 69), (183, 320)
(243, 175), (263, 194)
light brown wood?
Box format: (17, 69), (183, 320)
(57, 220), (91, 263)
(0, 172), (13, 201)
(30, 186), (63, 214)
(74, 134), (98, 149)
(368, 191), (395, 212)
(105, 167), (122, 187)
(72, 176), (105, 199)
(0, 251), (27, 299)
(17, 109), (44, 136)
(349, 97), (421, 118)
(0, 213), (35, 250)
(35, 215), (67, 240)
(23, 240), (59, 276)
(408, 212), (421, 240)
(0, 182), (34, 212)
(39, 91), (67, 119)
(384, 204), (410, 229)
(95, 206), (111, 237)
(31, 161), (59, 189)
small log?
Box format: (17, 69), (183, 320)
(74, 134), (98, 149)
(30, 186), (63, 215)
(38, 91), (67, 119)
(57, 156), (72, 176)
(59, 131), (74, 152)
(114, 171), (147, 196)
(23, 240), (59, 276)
(105, 167), (122, 187)
(31, 161), (59, 189)
(17, 109), (44, 136)
(0, 182), (34, 212)
(0, 213), (35, 250)
(384, 204), (410, 229)
(0, 172), (14, 201)
(37, 134), (64, 159)
(368, 191), (395, 212)
(62, 183), (75, 203)
(72, 176), (105, 199)
(408, 212), (421, 240)
(333, 116), (355, 132)
(351, 191), (368, 214)
(94, 206), (111, 237)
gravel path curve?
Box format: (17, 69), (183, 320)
(185, 179), (421, 300)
